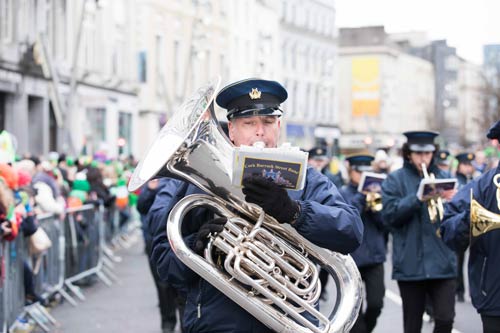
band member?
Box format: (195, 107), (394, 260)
(453, 152), (475, 303)
(381, 131), (458, 333)
(137, 179), (184, 333)
(341, 154), (386, 333)
(455, 152), (475, 188)
(147, 78), (364, 333)
(436, 150), (452, 176)
(308, 147), (344, 189)
(440, 121), (500, 333)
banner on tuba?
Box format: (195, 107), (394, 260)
(233, 142), (308, 190)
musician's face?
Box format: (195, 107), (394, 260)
(410, 151), (433, 173)
(228, 116), (281, 148)
(349, 169), (362, 185)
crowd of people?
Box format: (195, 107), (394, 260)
(0, 153), (137, 306)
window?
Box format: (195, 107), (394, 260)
(173, 40), (181, 96)
(87, 108), (106, 153)
(118, 112), (132, 155)
(155, 35), (165, 77)
(155, 34), (165, 94)
(53, 0), (67, 60)
(0, 0), (13, 42)
(138, 51), (147, 83)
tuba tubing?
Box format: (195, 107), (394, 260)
(167, 194), (362, 333)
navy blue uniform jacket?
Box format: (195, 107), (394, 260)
(382, 161), (457, 281)
(340, 183), (387, 267)
(148, 167), (363, 333)
(440, 163), (500, 316)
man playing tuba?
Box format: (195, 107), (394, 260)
(440, 121), (500, 333)
(147, 78), (364, 333)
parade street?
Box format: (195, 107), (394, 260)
(44, 238), (481, 333)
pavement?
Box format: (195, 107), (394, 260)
(45, 236), (174, 333)
(41, 238), (481, 333)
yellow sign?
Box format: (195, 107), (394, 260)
(351, 57), (380, 117)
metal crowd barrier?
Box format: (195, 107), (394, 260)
(32, 214), (76, 306)
(63, 204), (116, 301)
(1, 236), (26, 332)
(0, 202), (140, 332)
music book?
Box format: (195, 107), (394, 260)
(357, 172), (387, 193)
(232, 142), (308, 190)
(416, 178), (457, 201)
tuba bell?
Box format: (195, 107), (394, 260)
(470, 175), (500, 239)
(129, 78), (362, 333)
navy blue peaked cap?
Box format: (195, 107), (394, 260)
(216, 78), (288, 120)
(403, 131), (439, 152)
(436, 150), (450, 165)
(486, 120), (500, 140)
(346, 154), (374, 172)
(308, 147), (328, 159)
(455, 152), (475, 164)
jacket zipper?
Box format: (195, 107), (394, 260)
(480, 256), (488, 296)
(196, 279), (203, 319)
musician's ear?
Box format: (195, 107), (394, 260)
(227, 120), (235, 142)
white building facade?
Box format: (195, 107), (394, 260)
(457, 59), (485, 147)
(134, 0), (338, 154)
(0, 0), (139, 158)
(132, 0), (232, 157)
(278, 0), (338, 149)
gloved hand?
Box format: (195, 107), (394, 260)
(193, 217), (227, 254)
(242, 175), (300, 224)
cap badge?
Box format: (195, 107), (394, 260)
(440, 153), (446, 159)
(249, 88), (262, 100)
(467, 153), (473, 160)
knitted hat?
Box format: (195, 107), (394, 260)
(72, 179), (90, 192)
(17, 169), (32, 188)
(0, 163), (19, 189)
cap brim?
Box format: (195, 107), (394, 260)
(311, 156), (329, 161)
(227, 107), (282, 119)
(409, 144), (435, 152)
(437, 160), (451, 166)
(353, 165), (373, 172)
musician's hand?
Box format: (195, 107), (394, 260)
(242, 175), (300, 224)
(441, 189), (457, 201)
(193, 217), (227, 255)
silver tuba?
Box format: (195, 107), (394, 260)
(129, 78), (362, 333)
